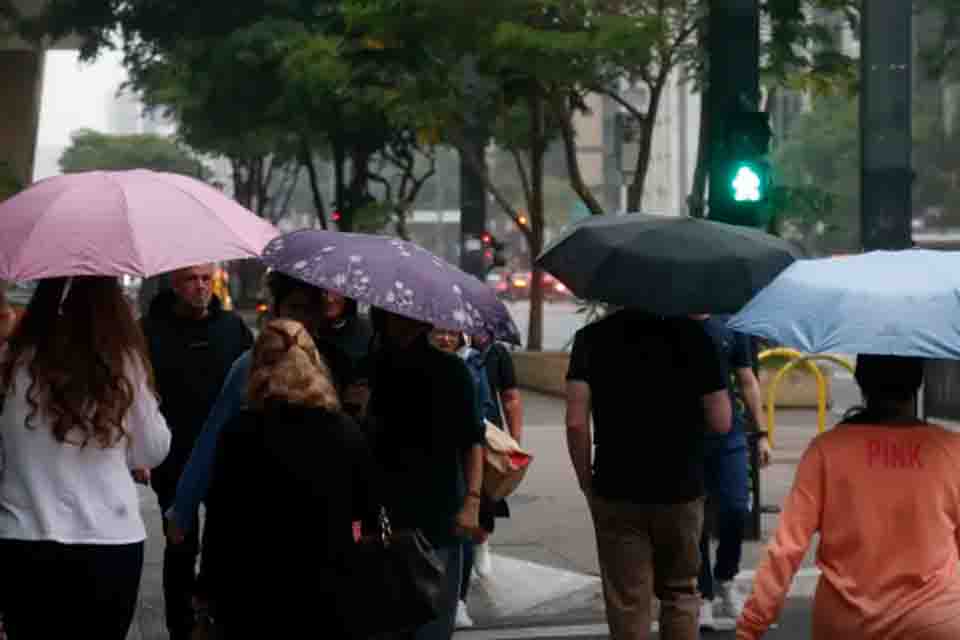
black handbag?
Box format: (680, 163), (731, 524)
(342, 506), (448, 637)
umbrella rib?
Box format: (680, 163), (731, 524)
(104, 172), (147, 274)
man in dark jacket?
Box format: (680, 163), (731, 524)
(141, 263), (253, 640)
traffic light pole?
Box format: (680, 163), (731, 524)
(707, 0), (765, 541)
(707, 0), (760, 224)
(460, 55), (489, 280)
(860, 1), (912, 251)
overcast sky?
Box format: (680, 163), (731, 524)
(37, 49), (127, 147)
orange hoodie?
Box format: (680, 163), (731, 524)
(737, 423), (960, 639)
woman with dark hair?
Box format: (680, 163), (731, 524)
(737, 354), (960, 639)
(202, 319), (377, 637)
(0, 276), (171, 639)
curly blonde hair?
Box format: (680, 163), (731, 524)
(247, 319), (340, 412)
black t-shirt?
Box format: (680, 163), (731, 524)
(367, 333), (486, 548)
(481, 343), (518, 427)
(566, 310), (726, 504)
(701, 315), (755, 443)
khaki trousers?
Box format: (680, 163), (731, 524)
(589, 495), (704, 640)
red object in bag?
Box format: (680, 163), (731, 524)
(483, 421), (533, 500)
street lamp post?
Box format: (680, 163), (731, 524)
(860, 1), (913, 251)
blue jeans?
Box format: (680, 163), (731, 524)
(699, 442), (749, 601)
(415, 544), (463, 640)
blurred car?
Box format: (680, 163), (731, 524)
(505, 270), (573, 302)
(541, 272), (574, 302)
(486, 269), (511, 299)
(507, 271), (532, 301)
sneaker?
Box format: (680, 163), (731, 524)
(715, 580), (745, 621)
(699, 599), (716, 631)
(455, 600), (475, 629)
(473, 540), (493, 578)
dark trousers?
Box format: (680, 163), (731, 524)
(0, 538), (144, 640)
(155, 486), (202, 640)
(699, 443), (749, 601)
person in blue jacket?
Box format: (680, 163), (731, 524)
(164, 273), (359, 543)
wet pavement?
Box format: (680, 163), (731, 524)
(127, 388), (843, 639)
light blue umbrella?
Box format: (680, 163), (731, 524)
(728, 249), (960, 359)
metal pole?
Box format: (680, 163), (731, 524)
(860, 1), (913, 251)
(459, 55), (488, 279)
(707, 0), (760, 222)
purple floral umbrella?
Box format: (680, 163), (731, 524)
(261, 229), (521, 344)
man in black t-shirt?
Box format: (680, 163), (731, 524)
(565, 309), (730, 640)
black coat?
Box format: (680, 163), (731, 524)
(203, 403), (378, 637)
(141, 290), (252, 494)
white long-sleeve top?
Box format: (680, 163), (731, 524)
(0, 354), (171, 544)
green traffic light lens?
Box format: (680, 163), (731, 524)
(732, 165), (762, 202)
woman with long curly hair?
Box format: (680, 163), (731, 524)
(0, 277), (171, 639)
(202, 318), (377, 638)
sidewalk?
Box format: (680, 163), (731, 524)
(126, 390), (832, 639)
(455, 392), (828, 633)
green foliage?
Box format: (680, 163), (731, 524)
(770, 95), (859, 252)
(59, 129), (209, 178)
(0, 162), (24, 201)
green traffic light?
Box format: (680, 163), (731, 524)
(731, 164), (762, 202)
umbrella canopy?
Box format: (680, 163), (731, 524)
(261, 229), (521, 344)
(0, 170), (280, 280)
(728, 249), (960, 358)
(536, 213), (803, 315)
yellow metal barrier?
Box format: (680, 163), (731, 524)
(758, 349), (854, 446)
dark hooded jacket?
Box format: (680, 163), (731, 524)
(141, 289), (253, 494)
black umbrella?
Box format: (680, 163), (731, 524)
(535, 213), (804, 315)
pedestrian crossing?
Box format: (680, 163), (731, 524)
(460, 553), (819, 638)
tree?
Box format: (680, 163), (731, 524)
(59, 129), (209, 178)
(769, 95), (858, 254)
(688, 1), (860, 218)
(343, 0), (659, 349)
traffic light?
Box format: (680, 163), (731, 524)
(711, 110), (772, 228)
(480, 231), (507, 270)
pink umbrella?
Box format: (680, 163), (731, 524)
(0, 170), (280, 280)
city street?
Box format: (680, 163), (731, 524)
(504, 300), (585, 351)
(125, 382), (856, 639)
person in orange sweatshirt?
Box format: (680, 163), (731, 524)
(737, 354), (960, 639)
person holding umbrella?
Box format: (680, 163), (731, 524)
(260, 229), (516, 640)
(164, 271), (358, 548)
(0, 277), (171, 639)
(566, 309), (732, 640)
(737, 355), (960, 638)
(368, 310), (486, 640)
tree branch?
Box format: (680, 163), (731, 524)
(552, 90), (605, 216)
(508, 146), (533, 208)
(601, 88), (647, 121)
(300, 140), (328, 230)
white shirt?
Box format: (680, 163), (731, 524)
(0, 354), (171, 544)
